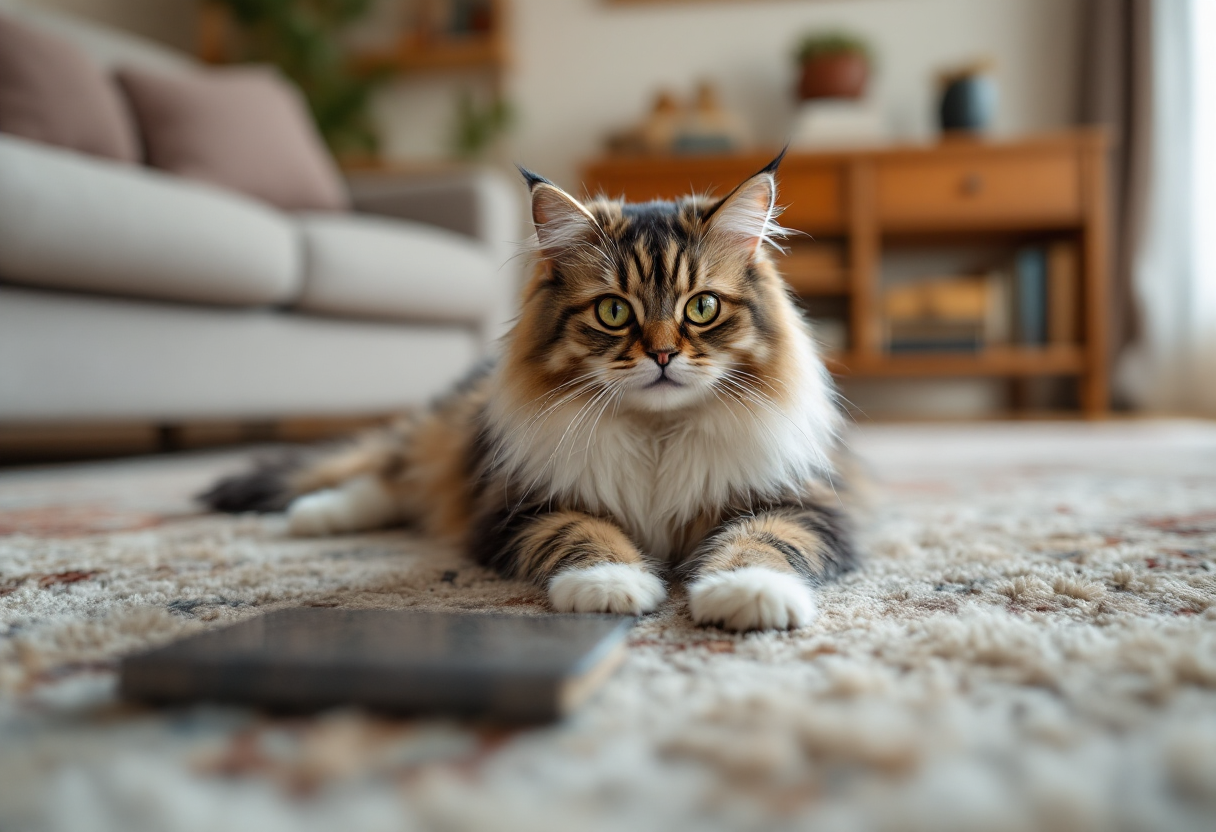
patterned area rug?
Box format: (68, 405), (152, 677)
(2, 421), (1215, 832)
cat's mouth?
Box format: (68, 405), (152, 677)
(644, 376), (684, 389)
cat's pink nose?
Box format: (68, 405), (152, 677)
(650, 350), (673, 366)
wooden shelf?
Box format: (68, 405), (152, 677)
(198, 2), (509, 77)
(352, 33), (505, 75)
(824, 346), (1086, 378)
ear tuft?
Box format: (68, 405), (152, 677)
(516, 165), (553, 192)
(530, 181), (600, 256)
(703, 159), (790, 255)
(758, 144), (789, 177)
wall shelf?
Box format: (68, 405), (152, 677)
(197, 1), (509, 79)
(353, 33), (505, 74)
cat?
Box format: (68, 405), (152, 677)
(203, 152), (856, 631)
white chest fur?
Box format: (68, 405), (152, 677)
(487, 359), (840, 561)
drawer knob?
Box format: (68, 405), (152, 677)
(960, 173), (984, 196)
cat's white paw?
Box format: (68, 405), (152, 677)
(287, 490), (351, 536)
(548, 562), (666, 615)
(286, 476), (397, 537)
(687, 566), (817, 631)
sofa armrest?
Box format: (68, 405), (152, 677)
(346, 168), (524, 346)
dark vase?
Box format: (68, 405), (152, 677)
(798, 52), (869, 100)
(939, 74), (997, 133)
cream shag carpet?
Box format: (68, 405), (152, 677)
(1, 421), (1215, 832)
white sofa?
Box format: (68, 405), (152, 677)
(0, 1), (520, 425)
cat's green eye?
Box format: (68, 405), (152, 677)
(685, 292), (720, 325)
(595, 296), (634, 329)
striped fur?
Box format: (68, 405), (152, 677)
(203, 155), (858, 631)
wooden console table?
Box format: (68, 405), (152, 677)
(582, 130), (1111, 417)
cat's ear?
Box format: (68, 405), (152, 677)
(518, 166), (600, 256)
(703, 149), (789, 255)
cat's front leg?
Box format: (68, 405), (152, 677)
(684, 506), (853, 631)
(493, 510), (666, 615)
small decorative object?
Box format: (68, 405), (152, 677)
(795, 31), (870, 101)
(671, 82), (749, 154)
(790, 99), (885, 149)
(640, 90), (682, 153)
(606, 83), (747, 156)
(606, 90), (677, 155)
(938, 59), (997, 134)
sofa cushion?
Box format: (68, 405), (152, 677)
(117, 65), (349, 212)
(0, 10), (138, 162)
(295, 214), (502, 326)
(0, 286), (483, 422)
(0, 134), (300, 306)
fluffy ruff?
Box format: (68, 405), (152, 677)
(3, 421), (1215, 832)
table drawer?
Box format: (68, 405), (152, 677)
(876, 152), (1081, 228)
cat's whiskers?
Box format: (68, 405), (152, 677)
(512, 380), (616, 506)
(579, 379), (627, 462)
(722, 368), (831, 447)
(715, 377), (812, 510)
(740, 361), (856, 462)
(713, 375), (789, 457)
(724, 373), (833, 474)
(488, 374), (608, 473)
(707, 385), (749, 435)
(556, 380), (620, 467)
(490, 384), (588, 461)
(717, 371), (839, 505)
(507, 367), (608, 422)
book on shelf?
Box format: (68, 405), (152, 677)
(887, 321), (983, 353)
(1046, 241), (1079, 344)
(870, 241), (1082, 357)
(1014, 247), (1048, 345)
(882, 274), (1005, 353)
(1011, 241), (1080, 347)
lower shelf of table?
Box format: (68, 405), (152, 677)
(824, 346), (1088, 378)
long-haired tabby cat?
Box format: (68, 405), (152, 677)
(204, 152), (856, 631)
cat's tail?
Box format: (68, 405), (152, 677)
(198, 451), (306, 513)
(198, 417), (414, 514)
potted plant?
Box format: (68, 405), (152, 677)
(795, 32), (871, 101)
(212, 0), (387, 158)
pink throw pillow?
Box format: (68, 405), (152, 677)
(0, 12), (138, 162)
(117, 65), (349, 212)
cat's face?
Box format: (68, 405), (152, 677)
(514, 160), (795, 413)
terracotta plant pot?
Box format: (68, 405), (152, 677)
(798, 52), (869, 101)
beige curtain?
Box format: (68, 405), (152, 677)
(1078, 0), (1154, 407)
(1094, 0), (1216, 414)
